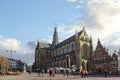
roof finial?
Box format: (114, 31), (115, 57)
(75, 30), (78, 37)
(54, 23), (57, 31)
(90, 35), (92, 40)
(97, 38), (101, 44)
(83, 26), (85, 31)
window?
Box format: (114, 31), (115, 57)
(67, 46), (69, 52)
(59, 49), (61, 55)
(63, 48), (64, 54)
(71, 44), (74, 51)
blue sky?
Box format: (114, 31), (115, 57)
(0, 0), (120, 65)
(0, 0), (83, 43)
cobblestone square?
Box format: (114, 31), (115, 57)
(0, 73), (120, 80)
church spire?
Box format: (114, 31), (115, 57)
(52, 26), (59, 46)
(97, 38), (101, 45)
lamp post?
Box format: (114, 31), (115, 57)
(6, 49), (16, 72)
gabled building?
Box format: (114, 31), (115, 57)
(34, 41), (52, 71)
(91, 39), (112, 74)
(110, 52), (118, 74)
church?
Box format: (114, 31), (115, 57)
(33, 27), (93, 72)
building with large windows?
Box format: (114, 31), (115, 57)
(34, 42), (52, 71)
(34, 27), (93, 72)
(90, 39), (119, 74)
(90, 39), (112, 74)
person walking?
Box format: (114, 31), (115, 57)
(66, 69), (69, 77)
(81, 69), (85, 78)
(49, 68), (53, 76)
(52, 69), (55, 77)
(63, 68), (66, 77)
(85, 70), (88, 77)
(37, 69), (41, 77)
(41, 69), (44, 77)
(105, 70), (107, 77)
(28, 70), (31, 76)
(49, 68), (53, 80)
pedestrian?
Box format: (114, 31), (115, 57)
(66, 69), (69, 77)
(109, 71), (112, 77)
(41, 69), (44, 77)
(105, 70), (107, 77)
(49, 68), (53, 76)
(37, 69), (41, 77)
(63, 68), (66, 77)
(85, 70), (88, 77)
(49, 68), (53, 80)
(28, 70), (31, 76)
(76, 68), (80, 77)
(81, 69), (85, 78)
(52, 69), (55, 77)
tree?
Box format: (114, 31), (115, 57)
(0, 56), (9, 73)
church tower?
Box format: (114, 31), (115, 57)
(52, 27), (59, 46)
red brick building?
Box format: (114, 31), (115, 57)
(91, 39), (111, 74)
(110, 52), (118, 74)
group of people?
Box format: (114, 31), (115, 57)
(63, 68), (69, 77)
(27, 68), (89, 78)
(37, 69), (45, 77)
(81, 69), (88, 78)
(48, 68), (70, 77)
(48, 68), (56, 77)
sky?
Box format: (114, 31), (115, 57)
(0, 0), (120, 65)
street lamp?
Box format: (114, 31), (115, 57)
(6, 49), (16, 72)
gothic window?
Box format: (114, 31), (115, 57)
(73, 43), (75, 50)
(80, 37), (84, 41)
(64, 46), (66, 53)
(69, 44), (71, 51)
(59, 49), (61, 55)
(85, 38), (88, 42)
(63, 48), (64, 54)
(82, 44), (90, 59)
(54, 50), (56, 56)
(82, 61), (85, 69)
(57, 49), (58, 55)
(71, 44), (74, 51)
(60, 48), (62, 54)
(67, 46), (69, 52)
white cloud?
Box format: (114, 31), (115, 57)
(85, 0), (120, 48)
(75, 5), (81, 8)
(0, 35), (35, 65)
(66, 0), (77, 2)
(64, 0), (120, 52)
(0, 37), (21, 52)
